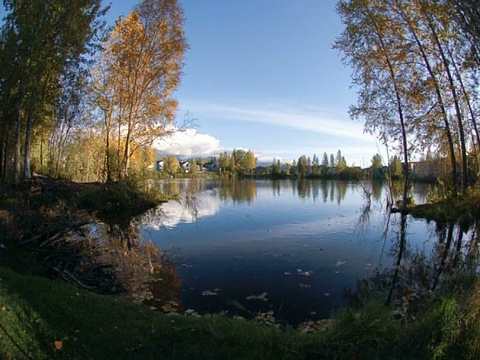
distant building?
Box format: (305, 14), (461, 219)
(410, 158), (448, 179)
(179, 160), (191, 173)
(155, 160), (164, 171)
(203, 159), (219, 172)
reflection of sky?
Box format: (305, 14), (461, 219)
(143, 190), (220, 229)
(139, 179), (442, 324)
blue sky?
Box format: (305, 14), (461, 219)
(110, 1), (382, 166)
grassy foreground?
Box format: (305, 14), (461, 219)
(1, 266), (480, 359)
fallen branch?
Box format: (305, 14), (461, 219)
(52, 267), (97, 290)
(19, 221), (90, 246)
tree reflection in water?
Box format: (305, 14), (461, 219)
(349, 207), (480, 319)
(92, 220), (181, 312)
(219, 179), (256, 204)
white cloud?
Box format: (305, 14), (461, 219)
(165, 100), (385, 166)
(152, 128), (224, 158)
(180, 100), (371, 142)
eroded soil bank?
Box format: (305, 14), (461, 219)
(0, 176), (166, 298)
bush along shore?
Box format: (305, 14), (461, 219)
(1, 176), (480, 359)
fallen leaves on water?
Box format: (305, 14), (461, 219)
(298, 319), (334, 334)
(184, 309), (200, 317)
(255, 311), (276, 325)
(246, 292), (268, 302)
(202, 289), (220, 296)
(54, 341), (63, 350)
(297, 269), (314, 276)
(161, 300), (179, 313)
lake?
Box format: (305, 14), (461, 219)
(138, 178), (476, 326)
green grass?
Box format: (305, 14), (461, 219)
(408, 184), (480, 226)
(2, 265), (480, 359)
(0, 266), (310, 359)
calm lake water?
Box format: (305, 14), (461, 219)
(138, 178), (475, 325)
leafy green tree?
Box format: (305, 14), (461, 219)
(336, 150), (348, 174)
(321, 152), (329, 176)
(218, 151), (235, 175)
(232, 149), (245, 172)
(329, 153), (335, 170)
(190, 158), (197, 176)
(163, 155), (179, 177)
(245, 150), (256, 174)
(389, 155), (403, 179)
(371, 153), (383, 178)
(0, 0), (107, 183)
(311, 153), (320, 175)
(272, 158), (281, 176)
(297, 155), (308, 177)
(335, 0), (414, 204)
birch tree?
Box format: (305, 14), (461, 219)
(0, 0), (106, 183)
(335, 0), (412, 205)
(93, 0), (187, 181)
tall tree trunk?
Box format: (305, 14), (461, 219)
(370, 16), (410, 207)
(2, 134), (9, 183)
(423, 4), (468, 193)
(397, 7), (458, 194)
(0, 126), (5, 181)
(14, 83), (25, 185)
(39, 134), (43, 173)
(123, 128), (131, 180)
(105, 128), (111, 182)
(446, 45), (480, 177)
(23, 114), (33, 179)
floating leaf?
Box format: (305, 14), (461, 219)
(202, 290), (218, 296)
(298, 270), (314, 276)
(185, 309), (199, 317)
(161, 303), (177, 313)
(255, 311), (276, 325)
(246, 292), (269, 302)
(298, 319), (334, 334)
(54, 341), (63, 350)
